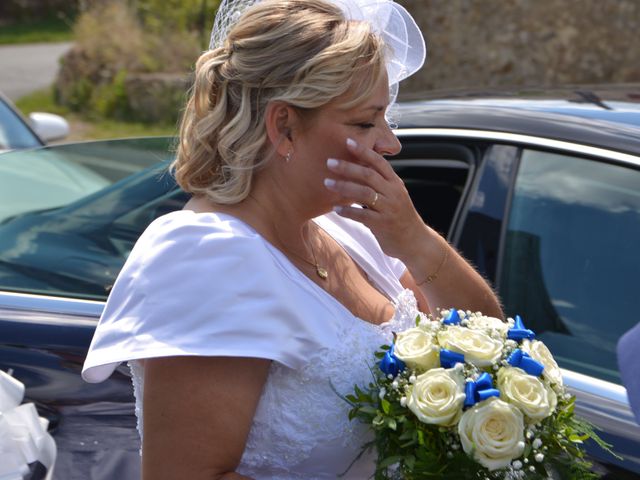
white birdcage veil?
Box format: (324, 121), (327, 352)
(209, 0), (426, 109)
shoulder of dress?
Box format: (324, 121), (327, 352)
(124, 211), (272, 273)
(145, 210), (259, 240)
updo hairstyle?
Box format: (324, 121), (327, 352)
(172, 0), (387, 204)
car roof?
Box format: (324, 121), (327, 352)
(396, 86), (640, 157)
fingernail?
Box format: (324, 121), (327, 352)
(333, 206), (344, 214)
(324, 178), (336, 188)
(346, 138), (357, 148)
(326, 158), (339, 168)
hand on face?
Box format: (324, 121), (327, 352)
(324, 137), (426, 260)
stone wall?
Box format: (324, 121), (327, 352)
(396, 0), (640, 96)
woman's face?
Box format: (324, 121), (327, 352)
(289, 72), (401, 208)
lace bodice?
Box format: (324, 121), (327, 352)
(129, 289), (420, 479)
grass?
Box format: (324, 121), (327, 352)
(16, 88), (178, 142)
(0, 16), (74, 45)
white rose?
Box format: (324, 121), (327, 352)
(497, 367), (557, 422)
(437, 326), (504, 367)
(458, 398), (525, 471)
(394, 327), (439, 370)
(406, 368), (465, 426)
(466, 315), (510, 337)
(522, 340), (563, 387)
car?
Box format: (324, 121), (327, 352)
(0, 92), (69, 153)
(1, 86), (639, 479)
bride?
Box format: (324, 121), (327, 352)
(82, 0), (503, 478)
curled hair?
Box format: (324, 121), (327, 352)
(172, 0), (387, 204)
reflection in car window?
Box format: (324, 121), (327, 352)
(499, 149), (640, 384)
(0, 138), (186, 301)
(457, 145), (518, 281)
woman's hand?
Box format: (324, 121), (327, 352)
(325, 138), (503, 319)
(324, 137), (427, 262)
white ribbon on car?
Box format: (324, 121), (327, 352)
(0, 370), (57, 480)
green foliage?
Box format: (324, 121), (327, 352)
(135, 0), (221, 48)
(90, 69), (131, 120)
(55, 0), (204, 123)
(0, 16), (74, 45)
(17, 88), (177, 142)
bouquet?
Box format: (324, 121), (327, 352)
(344, 309), (616, 479)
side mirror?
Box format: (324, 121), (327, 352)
(28, 112), (70, 143)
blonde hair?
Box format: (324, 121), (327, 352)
(172, 0), (386, 204)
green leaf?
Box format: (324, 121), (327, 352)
(569, 433), (588, 443)
(378, 455), (403, 468)
(386, 417), (397, 431)
(405, 454), (416, 470)
(415, 314), (421, 326)
(381, 398), (391, 415)
(359, 406), (378, 415)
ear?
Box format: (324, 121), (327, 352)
(264, 101), (296, 157)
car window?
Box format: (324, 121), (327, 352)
(0, 99), (42, 150)
(499, 149), (640, 384)
(390, 142), (475, 236)
(456, 145), (519, 281)
(0, 138), (184, 300)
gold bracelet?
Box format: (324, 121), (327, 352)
(416, 245), (449, 286)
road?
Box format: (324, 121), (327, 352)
(0, 42), (73, 101)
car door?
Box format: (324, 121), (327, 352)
(0, 138), (185, 479)
(440, 132), (640, 477)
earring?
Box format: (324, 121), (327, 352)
(285, 150), (292, 162)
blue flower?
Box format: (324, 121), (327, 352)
(379, 344), (406, 377)
(507, 315), (535, 342)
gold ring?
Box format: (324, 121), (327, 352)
(370, 191), (379, 208)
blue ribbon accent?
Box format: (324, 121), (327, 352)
(379, 344), (406, 377)
(507, 314), (536, 341)
(507, 348), (544, 377)
(464, 372), (500, 407)
(440, 348), (465, 368)
(443, 309), (462, 325)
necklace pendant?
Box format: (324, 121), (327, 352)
(316, 266), (329, 280)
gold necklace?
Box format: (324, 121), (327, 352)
(284, 230), (328, 280)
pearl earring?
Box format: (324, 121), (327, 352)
(285, 150), (292, 162)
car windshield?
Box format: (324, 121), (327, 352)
(0, 137), (188, 300)
(0, 137), (174, 222)
(0, 99), (42, 151)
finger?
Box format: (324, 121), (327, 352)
(324, 178), (380, 207)
(326, 158), (385, 191)
(333, 204), (379, 223)
(346, 138), (396, 181)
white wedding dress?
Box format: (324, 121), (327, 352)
(82, 210), (420, 479)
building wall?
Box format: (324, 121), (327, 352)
(397, 0), (640, 94)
